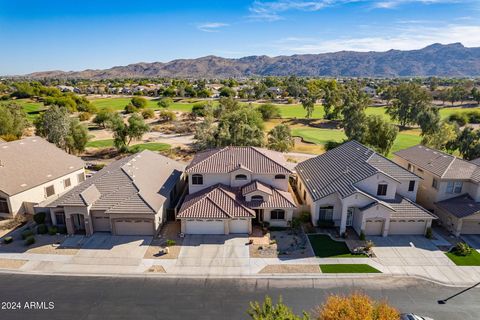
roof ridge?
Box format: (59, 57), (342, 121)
(274, 188), (297, 206)
(251, 147), (292, 173)
(187, 147), (226, 171)
(440, 156), (458, 179)
(204, 196), (232, 218)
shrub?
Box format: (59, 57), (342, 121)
(21, 229), (34, 240)
(56, 226), (67, 234)
(248, 296), (308, 320)
(158, 110), (176, 122)
(141, 108), (155, 119)
(37, 224), (48, 234)
(365, 240), (375, 251)
(324, 140), (344, 151)
(48, 226), (58, 236)
(359, 231), (366, 241)
(257, 103), (281, 120)
(33, 212), (46, 224)
(166, 239), (176, 247)
(130, 96), (148, 109)
(157, 97), (173, 109)
(124, 103), (138, 114)
(448, 113), (468, 126)
(425, 227), (433, 239)
(317, 220), (335, 228)
(3, 236), (13, 244)
(453, 242), (472, 256)
(79, 112), (92, 121)
(467, 110), (480, 124)
(291, 217), (301, 229)
(24, 235), (35, 246)
(299, 212), (311, 223)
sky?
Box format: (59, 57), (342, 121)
(0, 0), (479, 75)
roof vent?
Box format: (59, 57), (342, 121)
(0, 160), (4, 167)
(47, 174), (52, 177)
(20, 183), (27, 187)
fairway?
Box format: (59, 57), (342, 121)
(90, 97), (195, 112)
(1, 98), (46, 121)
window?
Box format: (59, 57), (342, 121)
(251, 195), (264, 201)
(64, 178), (71, 188)
(377, 184), (388, 196)
(270, 209), (285, 220)
(0, 197), (9, 213)
(303, 190), (306, 201)
(417, 168), (424, 174)
(191, 174), (203, 185)
(446, 181), (463, 194)
(432, 178), (438, 190)
(77, 173), (85, 183)
(45, 185), (55, 197)
(319, 206), (334, 221)
(407, 163), (413, 172)
(408, 180), (415, 192)
(235, 174), (247, 180)
(274, 174), (286, 179)
(55, 212), (66, 225)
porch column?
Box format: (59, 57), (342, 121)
(65, 215), (74, 235)
(382, 219), (390, 237)
(454, 219), (462, 237)
(339, 204), (347, 235)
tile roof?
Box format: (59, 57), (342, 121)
(471, 158), (480, 166)
(436, 194), (480, 218)
(359, 194), (436, 219)
(0, 136), (84, 196)
(48, 150), (185, 215)
(394, 145), (480, 182)
(186, 146), (292, 175)
(242, 180), (273, 196)
(296, 140), (417, 201)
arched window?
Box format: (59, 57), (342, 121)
(274, 174), (286, 179)
(270, 209), (285, 220)
(191, 174), (203, 185)
(235, 174), (247, 180)
(251, 195), (264, 201)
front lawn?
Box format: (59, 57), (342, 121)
(320, 264), (381, 273)
(308, 234), (366, 258)
(445, 250), (480, 266)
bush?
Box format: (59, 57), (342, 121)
(324, 140), (344, 151)
(124, 103), (138, 114)
(317, 220), (335, 228)
(79, 112), (92, 121)
(467, 110), (480, 124)
(299, 212), (311, 223)
(359, 231), (366, 241)
(24, 235), (35, 246)
(448, 113), (468, 126)
(425, 227), (433, 239)
(157, 97), (173, 109)
(257, 103), (281, 120)
(453, 242), (472, 256)
(291, 217), (301, 229)
(37, 224), (48, 234)
(33, 212), (46, 224)
(158, 110), (176, 122)
(141, 108), (155, 119)
(166, 239), (176, 247)
(3, 236), (13, 244)
(56, 225), (67, 234)
(130, 96), (148, 109)
(48, 226), (58, 236)
(21, 229), (34, 240)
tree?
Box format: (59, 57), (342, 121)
(130, 96), (148, 109)
(157, 97), (173, 109)
(314, 292), (399, 320)
(364, 115), (398, 155)
(268, 124), (294, 152)
(323, 81), (342, 120)
(418, 107), (440, 136)
(455, 127), (480, 160)
(257, 103), (281, 121)
(108, 113), (149, 152)
(248, 296), (309, 320)
(219, 86), (236, 98)
(380, 86), (396, 107)
(341, 85), (370, 142)
(34, 105), (71, 150)
(65, 118), (89, 154)
(93, 107), (115, 128)
(192, 102), (214, 118)
(471, 87), (480, 105)
(421, 121), (458, 151)
(301, 95), (316, 119)
(387, 83), (432, 128)
(0, 103), (28, 139)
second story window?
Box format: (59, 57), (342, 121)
(0, 197), (9, 213)
(408, 180), (415, 192)
(274, 174), (286, 179)
(235, 174), (247, 180)
(251, 195), (264, 201)
(77, 173), (85, 183)
(446, 181), (463, 194)
(191, 174), (203, 185)
(45, 185), (55, 197)
(432, 178), (438, 190)
(377, 184), (388, 196)
(64, 178), (71, 188)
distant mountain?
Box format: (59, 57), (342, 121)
(24, 43), (480, 79)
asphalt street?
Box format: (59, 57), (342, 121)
(0, 274), (478, 320)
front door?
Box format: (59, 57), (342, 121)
(254, 209), (264, 224)
(346, 208), (354, 227)
(72, 214), (86, 234)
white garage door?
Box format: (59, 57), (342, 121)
(229, 219), (249, 234)
(185, 220), (224, 234)
(461, 220), (480, 234)
(389, 219), (427, 235)
(364, 219), (384, 236)
(114, 219), (154, 236)
(92, 212), (110, 232)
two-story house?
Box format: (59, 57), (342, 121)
(0, 137), (85, 218)
(296, 141), (436, 237)
(394, 145), (480, 236)
(177, 147), (297, 235)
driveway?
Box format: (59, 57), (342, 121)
(461, 235), (480, 250)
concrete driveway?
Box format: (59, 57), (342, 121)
(461, 235), (480, 250)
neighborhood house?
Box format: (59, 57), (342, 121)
(296, 141), (436, 237)
(177, 146), (297, 234)
(0, 137), (85, 218)
(43, 150), (185, 236)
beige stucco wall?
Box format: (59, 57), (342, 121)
(262, 208), (293, 227)
(355, 173), (398, 200)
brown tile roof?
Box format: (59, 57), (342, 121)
(436, 194), (480, 218)
(242, 180), (297, 209)
(360, 194), (436, 219)
(186, 146), (292, 174)
(395, 145), (480, 182)
(242, 180), (273, 196)
(0, 136), (84, 196)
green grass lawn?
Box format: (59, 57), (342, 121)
(129, 142), (171, 152)
(85, 139), (114, 148)
(90, 97), (195, 112)
(1, 98), (46, 121)
(445, 250), (480, 266)
(308, 234), (366, 258)
(320, 264), (381, 273)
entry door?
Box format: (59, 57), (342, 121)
(346, 208), (354, 227)
(72, 214), (85, 231)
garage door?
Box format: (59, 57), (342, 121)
(461, 220), (480, 234)
(92, 212), (110, 232)
(114, 219), (154, 236)
(364, 219), (384, 236)
(185, 220), (224, 234)
(229, 219), (249, 234)
(389, 219), (427, 235)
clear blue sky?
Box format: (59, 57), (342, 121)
(0, 0), (479, 75)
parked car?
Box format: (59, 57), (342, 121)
(401, 313), (434, 320)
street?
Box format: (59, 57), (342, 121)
(0, 274), (479, 320)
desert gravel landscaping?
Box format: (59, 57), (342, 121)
(146, 265), (166, 273)
(0, 259), (27, 270)
(259, 264), (321, 274)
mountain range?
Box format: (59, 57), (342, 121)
(24, 43), (480, 79)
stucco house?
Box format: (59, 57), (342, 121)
(0, 137), (85, 218)
(177, 146), (297, 235)
(296, 141), (436, 237)
(43, 150), (186, 236)
(394, 145), (480, 236)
